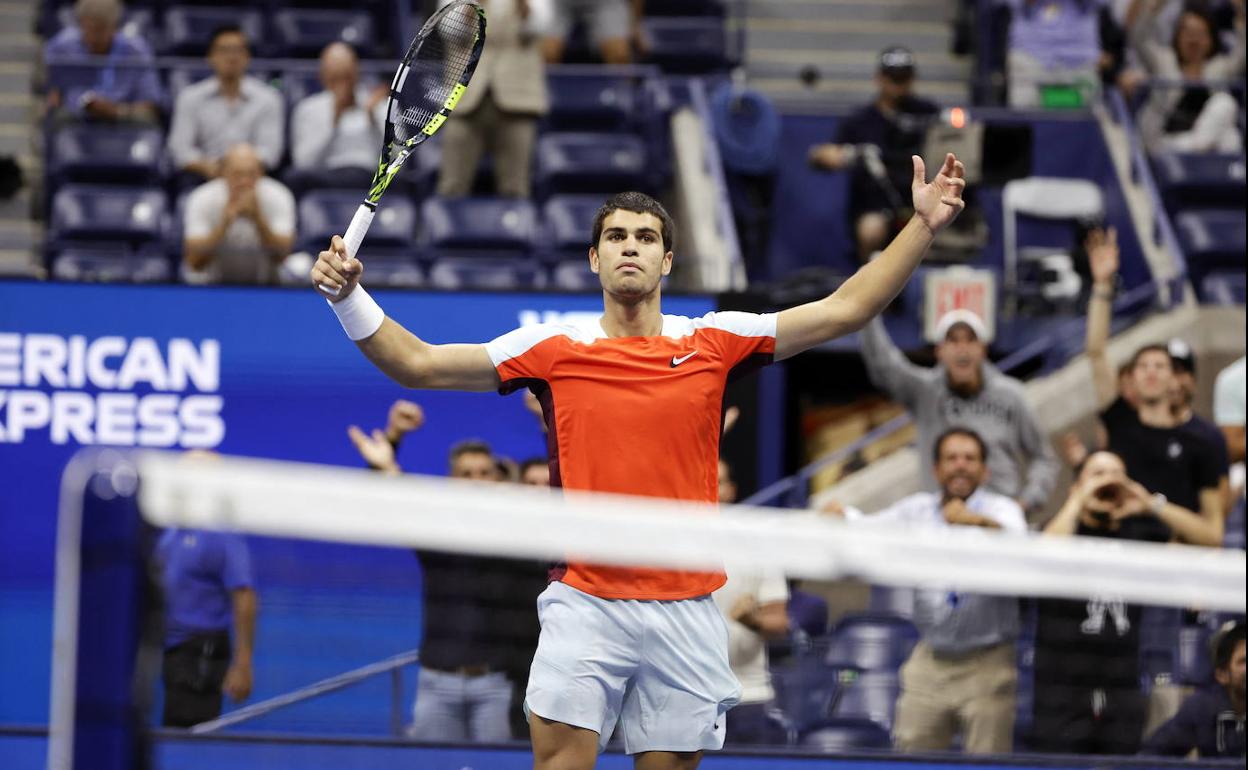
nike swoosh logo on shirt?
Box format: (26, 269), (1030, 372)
(670, 351), (698, 367)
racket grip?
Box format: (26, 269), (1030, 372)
(321, 204), (376, 297)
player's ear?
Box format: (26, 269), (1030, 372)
(588, 247), (600, 274)
(661, 250), (673, 276)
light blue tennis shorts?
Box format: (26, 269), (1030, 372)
(525, 581), (742, 754)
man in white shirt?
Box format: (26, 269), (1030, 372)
(289, 42), (387, 187)
(183, 143), (296, 285)
(831, 427), (1025, 753)
(712, 458), (790, 746)
(1215, 356), (1246, 466)
(167, 24), (284, 181)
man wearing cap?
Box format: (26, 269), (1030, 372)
(859, 309), (1059, 517)
(1168, 338), (1232, 511)
(809, 47), (939, 263)
(1141, 620), (1245, 758)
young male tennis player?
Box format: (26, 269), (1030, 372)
(312, 153), (966, 770)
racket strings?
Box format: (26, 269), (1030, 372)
(391, 3), (481, 144)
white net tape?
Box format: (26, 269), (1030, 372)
(136, 452), (1245, 612)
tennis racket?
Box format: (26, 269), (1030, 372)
(321, 0), (486, 294)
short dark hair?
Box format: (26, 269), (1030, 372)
(449, 438), (493, 464)
(1213, 620), (1245, 670)
(591, 192), (675, 253)
(1130, 343), (1172, 371)
(933, 427), (988, 463)
(208, 24), (248, 51)
(519, 457), (547, 475)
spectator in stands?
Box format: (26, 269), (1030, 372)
(157, 452), (257, 727)
(183, 143), (296, 285)
(348, 414), (546, 742)
(519, 457), (551, 486)
(168, 24), (284, 182)
(1128, 0), (1246, 154)
(1085, 235), (1226, 545)
(542, 0), (642, 65)
(808, 47), (939, 263)
(712, 458), (790, 746)
(1034, 449), (1167, 753)
(1142, 619), (1246, 757)
(859, 309), (1059, 518)
(1004, 0), (1106, 108)
(1167, 337), (1232, 503)
(827, 428), (1025, 753)
(1215, 356), (1246, 465)
(42, 0), (162, 125)
(436, 0), (548, 199)
(290, 43), (387, 188)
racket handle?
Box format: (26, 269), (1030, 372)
(320, 204), (376, 297)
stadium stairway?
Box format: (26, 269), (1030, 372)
(741, 0), (971, 110)
(0, 0), (41, 277)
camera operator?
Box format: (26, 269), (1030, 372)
(1031, 450), (1171, 753)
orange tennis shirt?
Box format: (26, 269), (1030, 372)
(484, 311), (778, 601)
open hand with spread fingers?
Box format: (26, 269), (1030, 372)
(912, 152), (967, 235)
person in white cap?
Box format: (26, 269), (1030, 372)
(859, 308), (1058, 517)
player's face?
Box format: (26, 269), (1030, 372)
(934, 434), (985, 500)
(451, 451), (499, 481)
(936, 326), (985, 391)
(209, 32), (250, 81)
(589, 210), (672, 301)
(1132, 351), (1174, 403)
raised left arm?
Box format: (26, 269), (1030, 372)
(775, 153), (966, 360)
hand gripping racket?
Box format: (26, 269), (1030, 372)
(321, 0), (486, 294)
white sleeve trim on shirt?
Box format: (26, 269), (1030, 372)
(484, 323), (567, 368)
(696, 310), (778, 340)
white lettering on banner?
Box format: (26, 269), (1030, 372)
(0, 332), (225, 448)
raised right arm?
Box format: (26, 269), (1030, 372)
(312, 236), (501, 392)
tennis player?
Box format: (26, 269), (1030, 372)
(312, 153), (966, 769)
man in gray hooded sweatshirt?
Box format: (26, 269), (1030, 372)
(860, 309), (1058, 516)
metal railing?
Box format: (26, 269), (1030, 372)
(189, 648), (420, 736)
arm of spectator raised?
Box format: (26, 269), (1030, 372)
(1084, 227), (1118, 409)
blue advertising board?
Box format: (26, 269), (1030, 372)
(0, 280), (715, 724)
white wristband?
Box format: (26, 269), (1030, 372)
(328, 286), (385, 341)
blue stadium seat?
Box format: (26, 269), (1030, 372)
(49, 125), (164, 187)
(50, 243), (171, 284)
(789, 588), (830, 639)
(352, 249), (424, 289)
(1175, 209), (1246, 272)
(798, 718), (891, 751)
(643, 0), (726, 16)
(540, 194), (603, 263)
(419, 197), (537, 255)
(771, 661), (854, 733)
(867, 586), (915, 618)
(824, 614), (919, 671)
(545, 70), (639, 132)
(427, 258), (546, 291)
(299, 191), (416, 252)
(162, 6), (265, 56)
(1176, 625), (1214, 686)
(1151, 151), (1247, 209)
(1201, 272), (1248, 307)
(549, 261), (599, 291)
(50, 185), (167, 248)
(535, 133), (649, 197)
(831, 670), (900, 730)
(641, 17), (730, 74)
(271, 9), (382, 59)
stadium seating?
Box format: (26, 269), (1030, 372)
(49, 243), (171, 284)
(798, 718), (892, 750)
(1175, 209), (1247, 285)
(641, 17), (731, 74)
(545, 70), (640, 132)
(162, 6), (265, 56)
(535, 133), (650, 198)
(419, 197), (537, 257)
(427, 258), (546, 291)
(1175, 624), (1214, 686)
(50, 185), (167, 249)
(540, 194), (602, 264)
(299, 191), (416, 252)
(771, 661), (854, 733)
(823, 614), (919, 671)
(867, 586), (916, 618)
(830, 670), (900, 730)
(271, 9), (382, 59)
(1201, 272), (1248, 307)
(48, 125), (165, 188)
(1151, 151), (1247, 210)
(549, 261), (600, 291)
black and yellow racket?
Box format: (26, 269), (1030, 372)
(323, 0), (486, 293)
